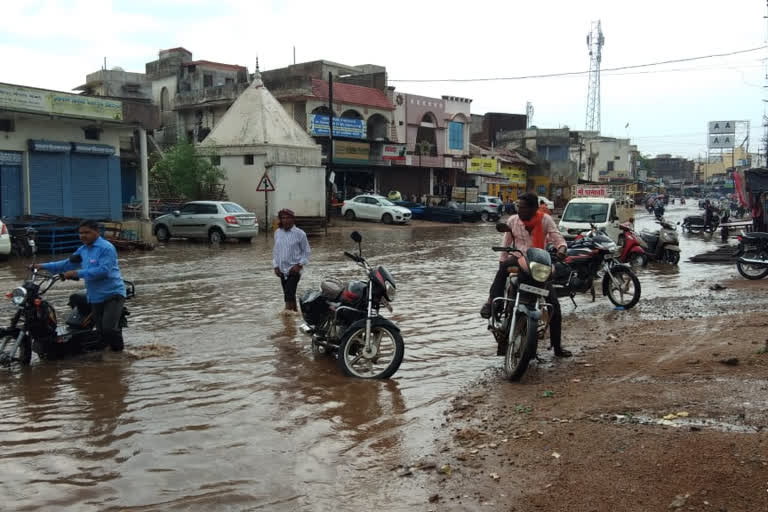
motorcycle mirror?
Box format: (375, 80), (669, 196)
(350, 231), (362, 243)
(495, 222), (511, 233)
(69, 254), (82, 264)
(173, 210), (181, 217)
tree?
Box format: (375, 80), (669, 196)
(150, 140), (226, 199)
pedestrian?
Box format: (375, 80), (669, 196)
(273, 208), (310, 312)
(33, 219), (127, 351)
(538, 199), (551, 215)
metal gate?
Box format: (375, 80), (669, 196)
(0, 164), (23, 218)
(71, 153), (111, 219)
(29, 152), (66, 216)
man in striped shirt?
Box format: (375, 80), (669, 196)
(273, 208), (311, 312)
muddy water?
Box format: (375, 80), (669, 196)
(0, 205), (752, 510)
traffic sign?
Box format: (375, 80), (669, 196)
(256, 173), (275, 192)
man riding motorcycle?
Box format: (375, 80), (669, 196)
(480, 193), (573, 358)
(33, 219), (127, 351)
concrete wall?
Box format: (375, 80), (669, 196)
(583, 138), (633, 181)
(0, 116), (128, 155)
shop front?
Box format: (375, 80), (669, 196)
(0, 151), (24, 218)
(331, 140), (375, 201)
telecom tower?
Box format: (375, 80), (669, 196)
(585, 20), (605, 133)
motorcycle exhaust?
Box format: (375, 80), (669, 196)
(299, 323), (314, 334)
(737, 257), (768, 266)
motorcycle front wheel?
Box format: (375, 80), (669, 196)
(664, 249), (680, 265)
(504, 315), (538, 382)
(337, 325), (404, 379)
(736, 251), (768, 280)
(605, 267), (641, 309)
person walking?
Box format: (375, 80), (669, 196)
(273, 209), (310, 312)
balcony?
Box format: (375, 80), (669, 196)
(174, 83), (249, 110)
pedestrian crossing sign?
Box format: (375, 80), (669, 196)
(256, 173), (275, 192)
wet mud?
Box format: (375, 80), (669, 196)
(0, 203), (765, 510)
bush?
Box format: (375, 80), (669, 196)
(151, 141), (226, 200)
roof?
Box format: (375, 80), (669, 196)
(161, 47), (192, 55)
(311, 79), (393, 110)
(200, 74), (317, 149)
(183, 60), (247, 72)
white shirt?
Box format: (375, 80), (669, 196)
(272, 226), (311, 275)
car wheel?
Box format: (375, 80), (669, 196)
(344, 210), (356, 220)
(480, 211), (490, 222)
(382, 213), (393, 224)
(209, 228), (224, 244)
(155, 225), (171, 242)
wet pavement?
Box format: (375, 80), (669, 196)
(0, 202), (755, 510)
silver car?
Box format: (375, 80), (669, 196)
(153, 201), (259, 243)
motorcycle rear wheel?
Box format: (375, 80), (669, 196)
(337, 325), (404, 379)
(504, 316), (538, 382)
(605, 267), (641, 309)
(664, 249), (680, 265)
(736, 251), (768, 280)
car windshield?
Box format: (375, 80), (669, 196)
(221, 203), (247, 213)
(376, 197), (395, 206)
(562, 203), (609, 223)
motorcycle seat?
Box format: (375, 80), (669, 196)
(743, 232), (768, 240)
(68, 292), (91, 314)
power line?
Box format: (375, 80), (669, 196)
(389, 45), (768, 83)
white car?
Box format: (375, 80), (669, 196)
(342, 195), (412, 224)
(538, 196), (555, 210)
(0, 220), (11, 260)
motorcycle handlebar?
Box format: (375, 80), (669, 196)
(344, 251), (362, 263)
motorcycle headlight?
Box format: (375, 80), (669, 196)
(385, 281), (396, 302)
(11, 287), (26, 306)
(529, 262), (552, 283)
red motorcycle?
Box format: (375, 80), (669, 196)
(618, 222), (647, 267)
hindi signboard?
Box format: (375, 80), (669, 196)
(0, 83), (123, 121)
(309, 114), (366, 139)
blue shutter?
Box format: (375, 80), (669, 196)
(71, 154), (111, 219)
(0, 165), (23, 219)
(30, 152), (65, 216)
(449, 122), (464, 150)
(121, 165), (137, 204)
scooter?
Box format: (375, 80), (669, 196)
(0, 259), (135, 366)
(617, 222), (648, 267)
(639, 219), (681, 264)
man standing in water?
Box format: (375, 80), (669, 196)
(34, 220), (127, 351)
(273, 208), (311, 312)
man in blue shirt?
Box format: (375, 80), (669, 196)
(33, 220), (127, 351)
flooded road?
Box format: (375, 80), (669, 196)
(0, 203), (753, 510)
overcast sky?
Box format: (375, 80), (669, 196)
(2, 0), (766, 158)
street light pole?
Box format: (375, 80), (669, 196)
(327, 72), (334, 226)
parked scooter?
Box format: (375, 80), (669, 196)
(734, 231), (768, 280)
(617, 222), (648, 267)
(299, 231), (404, 379)
(0, 260), (135, 366)
(639, 219), (681, 264)
(488, 222), (555, 381)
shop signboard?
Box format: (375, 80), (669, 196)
(309, 114), (366, 139)
(0, 83), (122, 121)
(334, 141), (369, 161)
(382, 144), (406, 162)
(0, 151), (22, 165)
(468, 157), (497, 175)
(574, 185), (608, 197)
(501, 167), (527, 185)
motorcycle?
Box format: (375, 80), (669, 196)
(681, 212), (719, 234)
(0, 260), (135, 366)
(552, 229), (641, 309)
(638, 219), (681, 265)
(734, 231), (768, 280)
(617, 222), (648, 267)
(9, 226), (37, 258)
(654, 204), (665, 220)
(488, 223), (554, 381)
(299, 230), (404, 379)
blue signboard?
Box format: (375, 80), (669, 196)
(309, 114), (366, 139)
(0, 151), (22, 165)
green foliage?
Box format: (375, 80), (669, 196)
(514, 404), (533, 414)
(150, 140), (226, 200)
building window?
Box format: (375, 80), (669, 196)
(160, 87), (170, 111)
(449, 121), (464, 150)
(211, 155), (221, 166)
(0, 119), (14, 132)
(225, 78), (234, 85)
(203, 74), (213, 87)
(607, 161), (615, 172)
(83, 127), (100, 140)
(244, 154), (254, 165)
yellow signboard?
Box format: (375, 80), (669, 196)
(468, 157), (497, 175)
(334, 141), (369, 161)
(0, 83), (123, 121)
(501, 167), (527, 185)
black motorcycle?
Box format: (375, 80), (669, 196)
(0, 264), (135, 366)
(489, 223), (554, 381)
(734, 232), (768, 280)
(299, 231), (404, 379)
(9, 227), (37, 258)
(552, 230), (641, 309)
(681, 213), (719, 234)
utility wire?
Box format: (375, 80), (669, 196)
(389, 45), (768, 83)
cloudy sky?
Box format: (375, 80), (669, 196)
(2, 0), (766, 158)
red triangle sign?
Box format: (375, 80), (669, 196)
(256, 173), (275, 192)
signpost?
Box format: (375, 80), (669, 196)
(256, 172), (275, 237)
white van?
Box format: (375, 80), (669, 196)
(558, 197), (622, 242)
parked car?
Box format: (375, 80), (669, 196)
(342, 195), (412, 224)
(393, 200), (425, 220)
(0, 220), (11, 260)
(455, 195), (501, 222)
(444, 201), (481, 222)
(153, 201), (259, 243)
